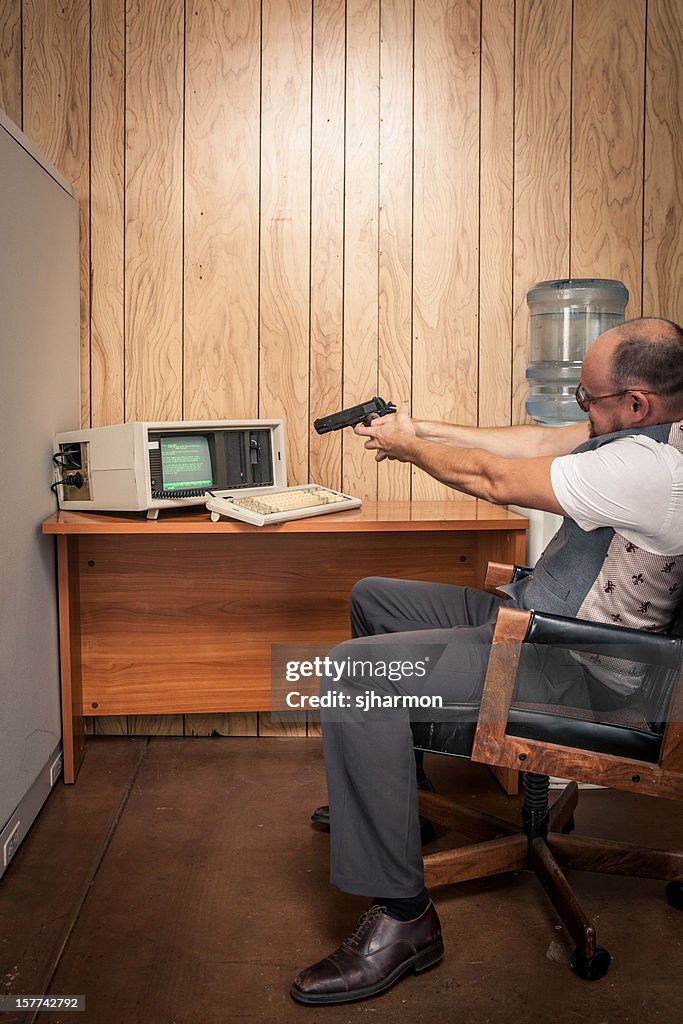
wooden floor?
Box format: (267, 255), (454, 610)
(1, 737), (682, 1024)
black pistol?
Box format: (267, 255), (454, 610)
(314, 396), (397, 435)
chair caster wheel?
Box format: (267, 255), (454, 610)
(665, 882), (683, 911)
(570, 947), (611, 981)
(562, 814), (575, 835)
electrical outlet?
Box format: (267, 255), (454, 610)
(3, 822), (21, 868)
(50, 752), (63, 787)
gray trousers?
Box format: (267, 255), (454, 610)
(321, 576), (624, 899)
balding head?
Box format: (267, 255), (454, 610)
(608, 318), (683, 417)
(580, 317), (683, 436)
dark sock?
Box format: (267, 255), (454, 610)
(374, 887), (430, 922)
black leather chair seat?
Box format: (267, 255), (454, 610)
(412, 701), (662, 764)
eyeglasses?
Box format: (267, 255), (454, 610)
(574, 383), (655, 413)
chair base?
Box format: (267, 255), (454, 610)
(419, 774), (683, 979)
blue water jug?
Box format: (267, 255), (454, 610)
(525, 278), (628, 425)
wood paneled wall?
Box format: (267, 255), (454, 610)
(2, 0), (682, 736)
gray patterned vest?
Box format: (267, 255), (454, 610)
(503, 420), (683, 690)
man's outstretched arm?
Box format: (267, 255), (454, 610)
(412, 417), (588, 458)
(355, 411), (568, 515)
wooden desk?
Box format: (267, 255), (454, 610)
(43, 501), (527, 782)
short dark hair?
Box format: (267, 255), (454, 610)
(610, 318), (683, 407)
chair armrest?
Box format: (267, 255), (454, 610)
(484, 562), (534, 596)
(473, 605), (532, 730)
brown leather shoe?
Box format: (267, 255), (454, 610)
(290, 902), (443, 1005)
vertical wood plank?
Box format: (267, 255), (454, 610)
(643, 0), (683, 325)
(259, 0), (312, 484)
(309, 0), (345, 491)
(479, 0), (514, 428)
(184, 0), (260, 421)
(377, 0), (412, 500)
(91, 0), (125, 427)
(125, 0), (184, 421)
(0, 0), (21, 126)
(342, 0), (380, 500)
(571, 0), (645, 314)
(512, 0), (571, 424)
(23, 0), (90, 427)
(413, 0), (480, 497)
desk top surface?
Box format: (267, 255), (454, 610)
(43, 500), (528, 535)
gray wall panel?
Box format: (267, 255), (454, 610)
(0, 109), (80, 839)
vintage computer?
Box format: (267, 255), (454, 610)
(53, 420), (361, 524)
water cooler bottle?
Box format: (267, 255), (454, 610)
(525, 278), (629, 426)
(514, 278), (629, 562)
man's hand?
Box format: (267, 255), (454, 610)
(354, 407), (417, 462)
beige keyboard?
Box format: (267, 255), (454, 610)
(206, 485), (362, 526)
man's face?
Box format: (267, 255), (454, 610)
(579, 339), (632, 438)
(586, 397), (630, 439)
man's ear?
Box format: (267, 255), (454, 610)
(628, 390), (652, 422)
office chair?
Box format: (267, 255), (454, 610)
(412, 563), (683, 981)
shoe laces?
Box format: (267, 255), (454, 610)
(345, 905), (386, 949)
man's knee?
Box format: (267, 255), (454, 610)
(351, 576), (385, 603)
(350, 576), (392, 617)
(327, 637), (356, 665)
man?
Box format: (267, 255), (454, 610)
(291, 318), (683, 1006)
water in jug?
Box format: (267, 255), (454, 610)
(525, 278), (628, 425)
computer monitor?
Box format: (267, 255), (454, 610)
(158, 435), (214, 493)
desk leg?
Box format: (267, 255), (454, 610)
(57, 535), (85, 783)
